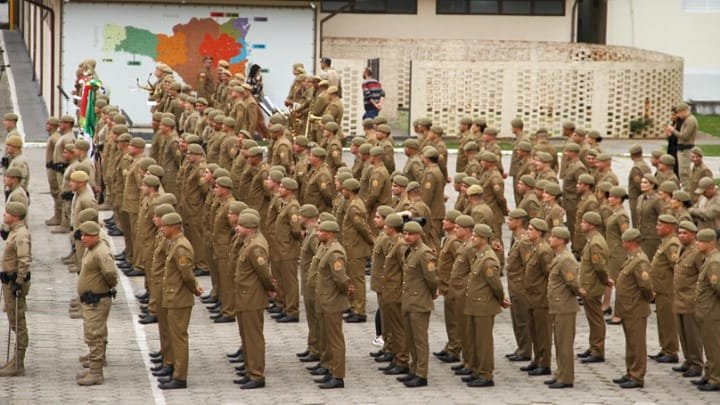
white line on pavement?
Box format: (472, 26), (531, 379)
(105, 227), (166, 405)
(0, 30), (25, 138)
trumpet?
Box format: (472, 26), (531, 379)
(136, 73), (156, 93)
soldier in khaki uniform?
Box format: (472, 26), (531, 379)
(665, 103), (697, 190)
(690, 177), (720, 231)
(572, 174), (598, 257)
(656, 154), (680, 188)
(541, 182), (565, 231)
(179, 144), (209, 274)
(533, 151), (558, 185)
(435, 211), (465, 363)
(463, 224), (508, 388)
(694, 228), (720, 391)
(648, 215), (681, 363)
(533, 130), (558, 173)
(232, 213), (274, 389)
(577, 212), (609, 363)
(517, 175), (541, 219)
(297, 205), (322, 362)
(303, 147), (335, 213)
(396, 221), (437, 388)
(402, 139), (424, 183)
(156, 213), (202, 390)
(456, 117), (474, 173)
(376, 214), (410, 373)
(374, 124), (395, 173)
(44, 117), (62, 225)
(0, 202), (31, 378)
(313, 220), (350, 389)
(689, 147), (713, 204)
(273, 178), (303, 322)
(594, 154), (619, 186)
(135, 175), (163, 323)
(322, 122), (345, 176)
(75, 221), (118, 386)
(118, 138), (146, 267)
(197, 56), (215, 101)
(52, 116), (77, 225)
(673, 221), (705, 378)
(70, 171), (98, 277)
(512, 141), (534, 205)
(505, 209), (533, 362)
(340, 178), (374, 322)
(523, 218), (553, 376)
(365, 147), (392, 224)
(420, 147), (446, 246)
(561, 143), (587, 243)
(323, 86), (344, 125)
(605, 186), (630, 321)
(627, 144), (651, 226)
(478, 151), (508, 239)
(613, 228), (654, 389)
(546, 227), (579, 389)
(211, 177), (236, 322)
(637, 174), (663, 258)
(147, 203), (174, 373)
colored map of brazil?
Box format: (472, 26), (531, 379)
(103, 17), (250, 90)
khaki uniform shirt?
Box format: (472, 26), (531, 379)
(77, 241), (117, 295)
(464, 245), (503, 317)
(341, 196), (374, 259)
(2, 222), (31, 284)
(615, 250), (654, 319)
(234, 232), (273, 311)
(673, 243), (704, 314)
(524, 239), (553, 308)
(579, 230), (609, 297)
(649, 235), (680, 295)
(548, 249), (580, 314)
(302, 163), (334, 213)
(162, 233), (197, 309)
(315, 240), (350, 313)
(401, 242), (437, 313)
(695, 250), (720, 320)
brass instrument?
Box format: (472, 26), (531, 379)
(304, 114), (323, 138)
(136, 73), (156, 93)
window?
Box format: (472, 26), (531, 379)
(322, 0), (418, 14)
(683, 0), (720, 12)
(437, 0), (565, 15)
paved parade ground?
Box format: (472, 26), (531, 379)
(0, 147), (717, 405)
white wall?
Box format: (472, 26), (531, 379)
(322, 0), (574, 42)
(606, 0), (720, 100)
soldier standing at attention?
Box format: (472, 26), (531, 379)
(211, 177), (236, 323)
(672, 221), (705, 378)
(463, 224), (508, 388)
(604, 186), (630, 324)
(396, 221), (437, 388)
(577, 212), (609, 364)
(627, 144), (651, 226)
(0, 202), (31, 378)
(648, 215), (681, 363)
(690, 177), (720, 231)
(296, 205), (322, 363)
(505, 209), (532, 363)
(313, 220), (351, 389)
(197, 56), (215, 101)
(273, 178), (303, 323)
(613, 229), (654, 389)
(156, 213), (202, 390)
(75, 221), (117, 386)
(232, 213), (274, 389)
(44, 117), (62, 225)
(561, 143), (587, 244)
(694, 228), (720, 391)
(420, 147), (446, 248)
(522, 218), (553, 377)
(546, 227), (579, 389)
(340, 178), (374, 323)
(434, 211), (465, 364)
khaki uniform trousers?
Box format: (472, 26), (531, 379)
(216, 254), (234, 317)
(270, 256), (284, 310)
(72, 241), (85, 273)
(678, 149), (692, 190)
(467, 315), (495, 381)
(47, 168), (61, 218)
(304, 297), (319, 355)
(3, 283), (29, 351)
(347, 257), (367, 316)
(564, 198), (578, 245)
(238, 309), (265, 382)
(277, 259), (300, 318)
(442, 295), (462, 357)
(81, 298), (111, 371)
(316, 310), (330, 369)
(621, 316), (648, 384)
(166, 307), (192, 380)
(158, 307), (173, 367)
(184, 217), (207, 271)
(509, 293), (532, 358)
(61, 200), (72, 228)
(629, 197), (639, 228)
(700, 318), (720, 385)
(117, 211), (134, 262)
(403, 311), (430, 379)
(551, 313), (576, 384)
(319, 311), (345, 378)
(205, 238), (218, 299)
(128, 213), (139, 264)
(529, 307), (551, 368)
(584, 293), (606, 357)
(676, 313), (703, 372)
(380, 302), (408, 366)
(655, 293), (679, 356)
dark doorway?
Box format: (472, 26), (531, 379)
(577, 0), (607, 44)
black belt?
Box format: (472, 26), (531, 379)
(0, 272), (30, 284)
(678, 144), (694, 151)
(80, 289), (116, 304)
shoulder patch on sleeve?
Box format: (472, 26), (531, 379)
(565, 271), (575, 281)
(711, 274), (718, 285)
(333, 260), (343, 271)
(641, 271), (649, 281)
(427, 261), (436, 272)
(179, 256), (192, 267)
(424, 181), (432, 189)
